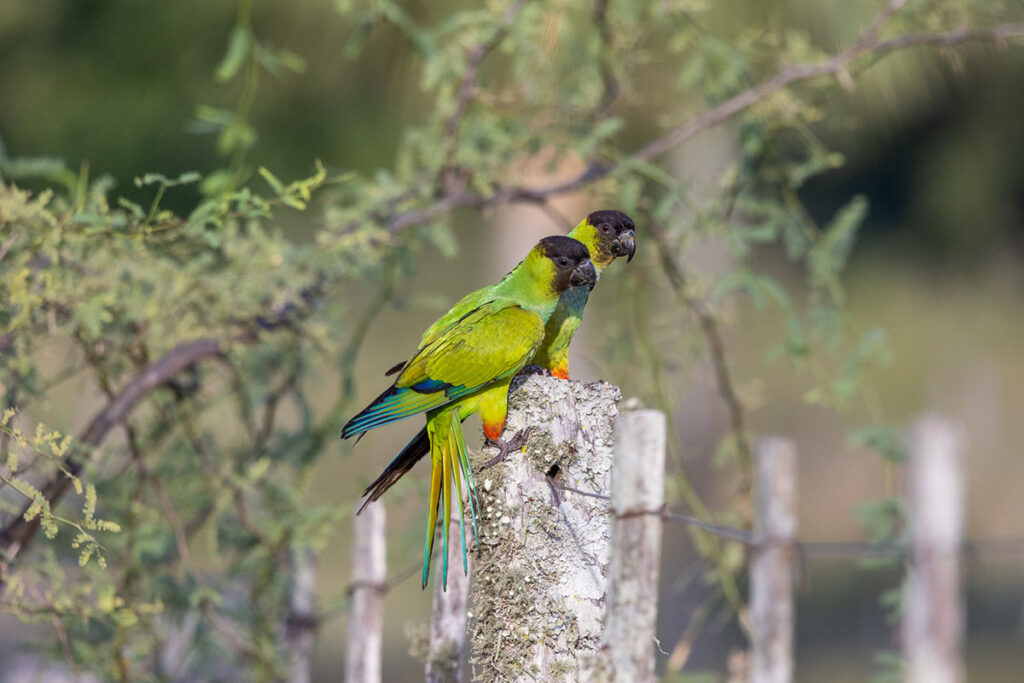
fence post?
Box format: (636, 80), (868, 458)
(903, 415), (965, 683)
(470, 375), (620, 682)
(288, 546), (317, 683)
(344, 502), (386, 683)
(750, 437), (797, 683)
(605, 408), (666, 683)
(427, 518), (471, 682)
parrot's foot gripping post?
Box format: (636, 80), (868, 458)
(481, 427), (533, 469)
(518, 364), (553, 378)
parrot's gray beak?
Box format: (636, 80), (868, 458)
(612, 231), (636, 262)
(570, 259), (597, 288)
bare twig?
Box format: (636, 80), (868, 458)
(21, 578), (77, 674)
(647, 219), (754, 512)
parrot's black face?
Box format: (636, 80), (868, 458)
(540, 235), (597, 292)
(587, 210), (637, 263)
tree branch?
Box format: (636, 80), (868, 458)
(374, 12), (1024, 234)
(443, 0), (531, 146)
(0, 338), (223, 570)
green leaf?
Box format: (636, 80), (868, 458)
(135, 173), (169, 188)
(847, 421), (905, 464)
(280, 194), (307, 210)
(215, 27), (251, 83)
(274, 49), (307, 75)
(200, 169), (235, 196)
(259, 167), (285, 194)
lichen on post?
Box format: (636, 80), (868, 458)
(469, 375), (620, 682)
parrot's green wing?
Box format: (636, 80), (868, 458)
(417, 286), (495, 349)
(341, 300), (544, 438)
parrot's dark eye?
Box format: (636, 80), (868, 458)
(557, 257), (570, 267)
(599, 223), (613, 234)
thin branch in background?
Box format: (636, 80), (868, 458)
(258, 336), (304, 447)
(124, 421), (195, 571)
(20, 578), (77, 674)
(440, 0), (532, 190)
(590, 0), (621, 114)
(0, 271), (338, 571)
(637, 216), (755, 637)
(345, 559), (420, 599)
(0, 231), (18, 265)
(666, 589), (727, 674)
(0, 338), (223, 575)
(173, 394), (271, 548)
(369, 12), (1024, 238)
(648, 218), (753, 512)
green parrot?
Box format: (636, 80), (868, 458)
(342, 235), (597, 587)
(529, 209), (636, 379)
(356, 210), (635, 581)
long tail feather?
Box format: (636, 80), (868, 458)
(343, 387), (443, 438)
(421, 445), (443, 589)
(358, 427), (430, 513)
(447, 423), (468, 574)
(343, 381), (487, 440)
(449, 413), (479, 544)
(415, 413), (482, 588)
(441, 438), (453, 591)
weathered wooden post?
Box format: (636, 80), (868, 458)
(344, 502), (386, 683)
(750, 437), (797, 683)
(605, 406), (666, 683)
(903, 415), (965, 683)
(470, 375), (620, 681)
(288, 547), (317, 683)
(427, 518), (471, 682)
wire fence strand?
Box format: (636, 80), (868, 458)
(550, 481), (1024, 561)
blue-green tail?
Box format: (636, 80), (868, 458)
(421, 413), (480, 589)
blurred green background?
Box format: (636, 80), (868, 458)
(2, 1), (1023, 680)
